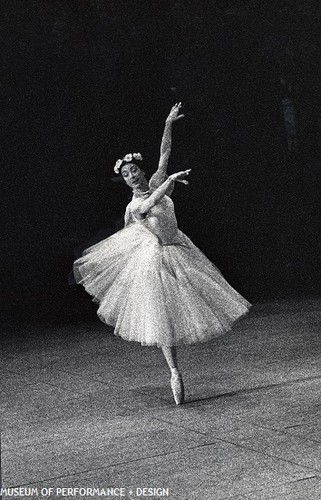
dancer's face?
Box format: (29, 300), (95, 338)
(121, 164), (147, 190)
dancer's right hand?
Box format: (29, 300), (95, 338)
(169, 169), (191, 185)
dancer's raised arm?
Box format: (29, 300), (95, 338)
(149, 103), (184, 189)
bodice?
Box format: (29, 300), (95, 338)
(128, 195), (178, 245)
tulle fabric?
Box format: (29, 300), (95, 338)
(73, 222), (250, 346)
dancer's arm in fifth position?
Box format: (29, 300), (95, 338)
(149, 103), (185, 190)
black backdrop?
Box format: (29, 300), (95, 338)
(2, 0), (321, 322)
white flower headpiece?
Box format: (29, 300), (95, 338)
(114, 152), (143, 174)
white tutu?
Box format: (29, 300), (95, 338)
(73, 219), (250, 346)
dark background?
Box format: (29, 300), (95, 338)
(2, 0), (321, 323)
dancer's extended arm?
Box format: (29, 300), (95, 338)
(149, 103), (184, 189)
(133, 170), (191, 217)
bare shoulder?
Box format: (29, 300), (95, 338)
(148, 179), (158, 192)
(149, 172), (165, 191)
(128, 197), (140, 209)
(149, 175), (173, 197)
(128, 197), (146, 218)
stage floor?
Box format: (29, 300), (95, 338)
(2, 297), (321, 499)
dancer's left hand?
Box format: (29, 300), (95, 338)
(166, 102), (185, 123)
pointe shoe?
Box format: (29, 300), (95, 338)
(170, 371), (184, 405)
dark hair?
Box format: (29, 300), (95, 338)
(114, 153), (143, 175)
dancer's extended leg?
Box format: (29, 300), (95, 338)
(162, 347), (184, 405)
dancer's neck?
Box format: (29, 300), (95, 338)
(133, 189), (150, 198)
(132, 184), (150, 198)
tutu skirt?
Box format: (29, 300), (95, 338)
(73, 223), (250, 346)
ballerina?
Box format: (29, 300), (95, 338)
(73, 103), (251, 405)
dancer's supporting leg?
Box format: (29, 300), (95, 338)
(162, 346), (184, 405)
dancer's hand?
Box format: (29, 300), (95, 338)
(166, 102), (185, 123)
(169, 169), (191, 185)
